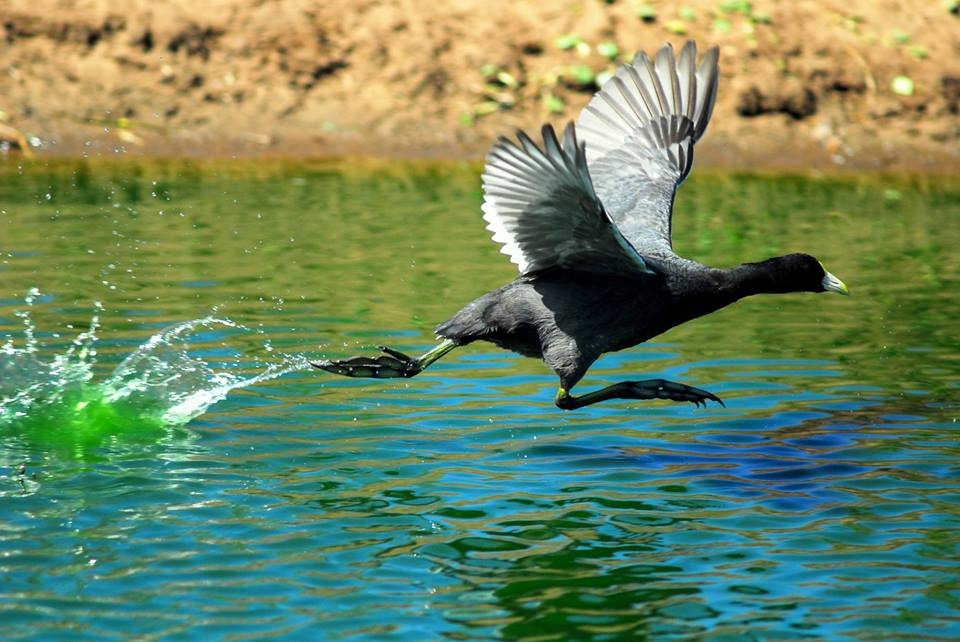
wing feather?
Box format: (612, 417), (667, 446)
(481, 123), (651, 276)
(576, 41), (720, 257)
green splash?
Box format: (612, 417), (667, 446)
(4, 384), (173, 456)
(2, 303), (308, 460)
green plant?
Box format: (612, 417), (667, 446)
(719, 0), (753, 14)
(555, 34), (589, 56)
(569, 65), (596, 87)
(635, 3), (657, 22)
(665, 19), (687, 34)
(544, 93), (565, 114)
(712, 18), (732, 33)
(596, 68), (616, 87)
(597, 41), (620, 61)
(891, 75), (914, 96)
(464, 63), (521, 124)
(890, 29), (910, 44)
(480, 64), (518, 89)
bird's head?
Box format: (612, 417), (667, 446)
(774, 253), (849, 295)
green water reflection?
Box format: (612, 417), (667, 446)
(0, 159), (958, 641)
(5, 160), (955, 395)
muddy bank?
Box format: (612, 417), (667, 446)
(2, 0), (959, 170)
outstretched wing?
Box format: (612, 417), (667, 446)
(576, 41), (720, 257)
(481, 122), (652, 276)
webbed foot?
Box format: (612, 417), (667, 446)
(311, 345), (423, 379)
(556, 378), (725, 410)
(642, 379), (724, 408)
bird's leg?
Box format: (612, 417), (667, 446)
(312, 338), (458, 379)
(554, 378), (724, 410)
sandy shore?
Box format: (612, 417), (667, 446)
(3, 0), (958, 171)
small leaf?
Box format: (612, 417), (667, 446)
(489, 91), (515, 107)
(479, 63), (499, 78)
(555, 34), (583, 50)
(473, 100), (502, 116)
(570, 64), (596, 86)
(720, 0), (753, 14)
(891, 75), (914, 96)
(545, 93), (565, 113)
(665, 19), (687, 34)
(496, 71), (518, 88)
(636, 3), (657, 22)
(595, 68), (616, 87)
(890, 29), (910, 44)
(597, 41), (620, 60)
(712, 18), (732, 33)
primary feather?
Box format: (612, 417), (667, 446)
(576, 41), (720, 259)
(481, 123), (651, 276)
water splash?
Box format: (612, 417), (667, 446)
(1, 290), (311, 440)
(101, 316), (308, 425)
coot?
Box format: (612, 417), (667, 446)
(313, 41), (848, 409)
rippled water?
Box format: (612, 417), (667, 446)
(1, 160), (958, 640)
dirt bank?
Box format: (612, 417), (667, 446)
(2, 0), (959, 170)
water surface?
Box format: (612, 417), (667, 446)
(1, 159), (958, 640)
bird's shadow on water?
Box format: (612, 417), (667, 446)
(390, 344), (895, 483)
(486, 378), (912, 522)
(377, 376), (909, 635)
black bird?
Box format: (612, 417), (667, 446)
(313, 41), (848, 410)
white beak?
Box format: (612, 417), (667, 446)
(822, 271), (849, 295)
